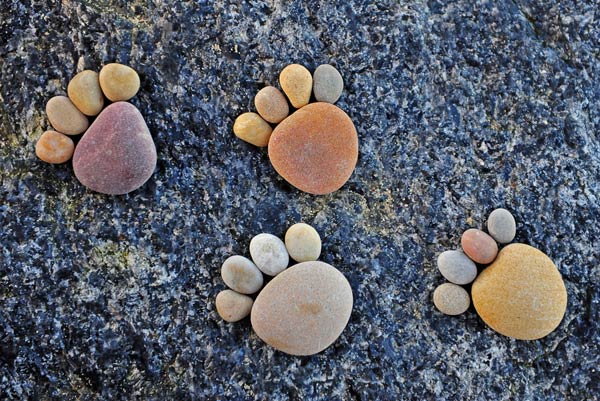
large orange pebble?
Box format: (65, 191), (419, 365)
(461, 228), (498, 264)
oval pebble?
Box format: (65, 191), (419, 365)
(433, 283), (470, 315)
(461, 228), (498, 264)
(437, 250), (477, 285)
(285, 223), (321, 262)
(249, 233), (289, 276)
(254, 86), (289, 123)
(221, 255), (264, 294)
(67, 70), (104, 116)
(313, 64), (343, 104)
(233, 112), (272, 147)
(279, 64), (312, 108)
(99, 63), (140, 102)
(46, 96), (89, 135)
(487, 208), (516, 244)
(216, 289), (254, 323)
(35, 130), (75, 164)
(251, 261), (353, 355)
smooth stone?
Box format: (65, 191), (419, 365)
(99, 63), (140, 102)
(249, 233), (289, 276)
(461, 228), (498, 264)
(487, 208), (517, 244)
(437, 250), (478, 285)
(233, 112), (272, 147)
(313, 64), (344, 104)
(472, 243), (567, 340)
(46, 96), (89, 135)
(67, 70), (104, 116)
(216, 290), (253, 323)
(433, 283), (470, 315)
(35, 131), (74, 164)
(279, 64), (312, 108)
(285, 223), (321, 262)
(72, 102), (157, 195)
(254, 86), (289, 123)
(251, 261), (353, 356)
(221, 255), (264, 294)
(268, 102), (358, 195)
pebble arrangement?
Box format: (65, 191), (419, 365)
(233, 63), (359, 195)
(35, 63), (157, 195)
(433, 208), (568, 340)
(215, 223), (353, 356)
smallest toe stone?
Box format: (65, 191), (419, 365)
(313, 64), (343, 104)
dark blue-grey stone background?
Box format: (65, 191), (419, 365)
(1, 0), (599, 400)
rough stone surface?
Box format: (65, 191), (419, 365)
(0, 1), (599, 400)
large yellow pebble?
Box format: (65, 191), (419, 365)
(35, 130), (75, 164)
(279, 64), (312, 108)
(233, 112), (272, 147)
(99, 63), (140, 102)
(67, 70), (104, 116)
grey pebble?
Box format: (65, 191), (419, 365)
(433, 283), (470, 316)
(437, 250), (478, 285)
(221, 255), (264, 294)
(313, 64), (344, 104)
(487, 208), (516, 244)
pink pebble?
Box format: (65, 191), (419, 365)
(461, 228), (498, 264)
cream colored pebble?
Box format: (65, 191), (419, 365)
(433, 283), (470, 315)
(216, 290), (253, 322)
(285, 223), (321, 262)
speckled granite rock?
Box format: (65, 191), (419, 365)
(0, 1), (599, 400)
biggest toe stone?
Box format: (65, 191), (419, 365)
(73, 102), (157, 195)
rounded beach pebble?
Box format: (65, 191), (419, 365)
(46, 96), (89, 135)
(472, 243), (567, 340)
(67, 70), (104, 116)
(437, 250), (477, 285)
(487, 208), (516, 244)
(35, 131), (74, 164)
(251, 261), (353, 356)
(433, 283), (470, 315)
(268, 102), (358, 195)
(233, 112), (272, 147)
(461, 228), (498, 264)
(72, 102), (157, 195)
(221, 255), (264, 294)
(254, 86), (289, 123)
(313, 64), (343, 104)
(99, 63), (140, 102)
(285, 223), (321, 262)
(279, 64), (312, 108)
(216, 290), (253, 322)
(249, 233), (289, 276)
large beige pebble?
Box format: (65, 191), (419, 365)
(285, 223), (321, 262)
(221, 255), (264, 294)
(433, 283), (470, 315)
(461, 228), (498, 264)
(99, 63), (140, 101)
(487, 208), (516, 244)
(233, 112), (272, 147)
(279, 64), (312, 108)
(67, 70), (104, 116)
(249, 233), (289, 276)
(35, 130), (74, 164)
(46, 96), (89, 135)
(251, 261), (353, 355)
(216, 290), (253, 322)
(254, 86), (289, 123)
(313, 64), (343, 104)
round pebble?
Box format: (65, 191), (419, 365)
(220, 255), (264, 294)
(254, 86), (289, 123)
(67, 70), (104, 116)
(35, 131), (75, 164)
(285, 223), (321, 262)
(472, 243), (567, 340)
(249, 233), (289, 276)
(313, 64), (344, 104)
(46, 96), (89, 135)
(279, 64), (312, 108)
(233, 112), (272, 147)
(99, 63), (140, 102)
(268, 102), (358, 195)
(437, 250), (478, 285)
(433, 283), (470, 315)
(461, 228), (498, 264)
(251, 261), (353, 356)
(216, 289), (254, 323)
(487, 208), (516, 244)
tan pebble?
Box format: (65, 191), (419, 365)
(221, 255), (264, 294)
(46, 96), (89, 135)
(254, 86), (289, 123)
(35, 131), (75, 164)
(279, 64), (312, 108)
(216, 290), (254, 322)
(285, 223), (321, 262)
(67, 70), (104, 116)
(461, 228), (498, 264)
(99, 63), (140, 101)
(233, 112), (272, 147)
(433, 283), (470, 315)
